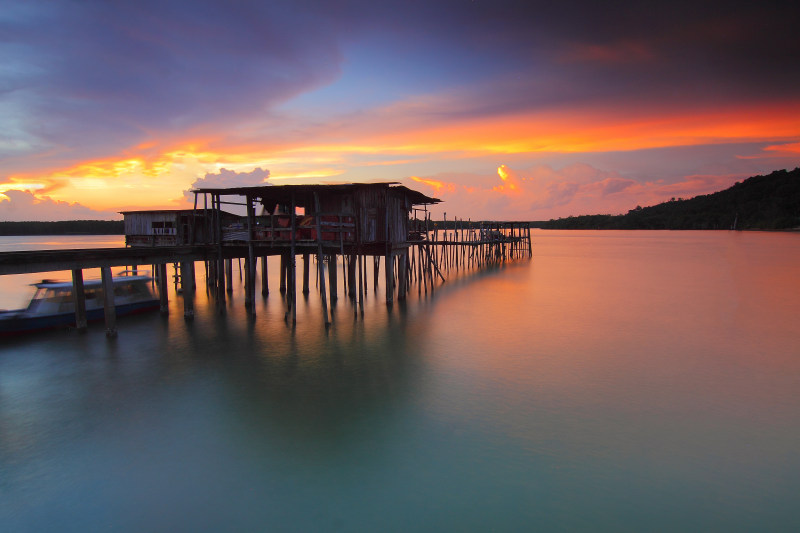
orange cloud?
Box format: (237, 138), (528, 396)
(411, 176), (456, 194)
(284, 100), (800, 159)
(493, 164), (521, 194)
(764, 142), (800, 155)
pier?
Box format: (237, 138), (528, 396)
(0, 183), (531, 335)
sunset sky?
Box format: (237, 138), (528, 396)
(1, 0), (799, 221)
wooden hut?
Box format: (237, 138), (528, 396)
(120, 209), (239, 247)
(191, 183), (440, 252)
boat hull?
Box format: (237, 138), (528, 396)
(0, 299), (160, 336)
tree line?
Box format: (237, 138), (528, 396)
(0, 220), (124, 235)
(534, 168), (800, 230)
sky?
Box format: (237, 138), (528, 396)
(1, 0), (799, 221)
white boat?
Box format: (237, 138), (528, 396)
(0, 271), (159, 336)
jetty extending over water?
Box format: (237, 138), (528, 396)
(0, 183), (531, 336)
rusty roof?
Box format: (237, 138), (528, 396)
(190, 182), (441, 205)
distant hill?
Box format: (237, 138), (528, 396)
(534, 168), (800, 230)
(0, 220), (123, 235)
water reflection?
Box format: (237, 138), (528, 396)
(2, 232), (800, 531)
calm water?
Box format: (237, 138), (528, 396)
(1, 231), (799, 531)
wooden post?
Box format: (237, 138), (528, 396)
(362, 254), (368, 294)
(246, 194), (256, 315)
(181, 262), (194, 319)
(373, 256), (380, 293)
(313, 192), (330, 325)
(101, 266), (117, 337)
(261, 255), (269, 296)
(385, 251), (394, 303)
(214, 194), (226, 315)
(279, 253), (287, 293)
(357, 251), (364, 316)
(347, 254), (357, 299)
(71, 269), (87, 333)
(302, 253), (310, 294)
(216, 258), (226, 309)
(244, 256), (253, 310)
(398, 250), (408, 300)
(158, 263), (169, 313)
(341, 256), (347, 295)
(289, 193), (297, 324)
(527, 224), (532, 257)
(328, 254), (338, 302)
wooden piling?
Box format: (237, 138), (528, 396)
(225, 259), (233, 293)
(71, 269), (87, 333)
(246, 195), (257, 315)
(158, 263), (169, 313)
(289, 193), (297, 324)
(328, 254), (338, 302)
(347, 254), (357, 299)
(261, 255), (269, 296)
(181, 262), (194, 319)
(313, 192), (330, 325)
(373, 256), (380, 293)
(279, 253), (287, 293)
(101, 266), (117, 337)
(302, 253), (310, 294)
(397, 250), (408, 300)
(385, 251), (394, 303)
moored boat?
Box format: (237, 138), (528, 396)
(0, 271), (159, 336)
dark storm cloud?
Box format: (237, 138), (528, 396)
(356, 0), (800, 114)
(2, 0), (345, 166)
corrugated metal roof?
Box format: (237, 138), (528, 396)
(190, 182), (441, 205)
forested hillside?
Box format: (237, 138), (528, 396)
(536, 168), (800, 230)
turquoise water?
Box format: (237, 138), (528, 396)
(1, 231), (799, 531)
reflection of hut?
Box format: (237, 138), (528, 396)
(120, 209), (239, 247)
